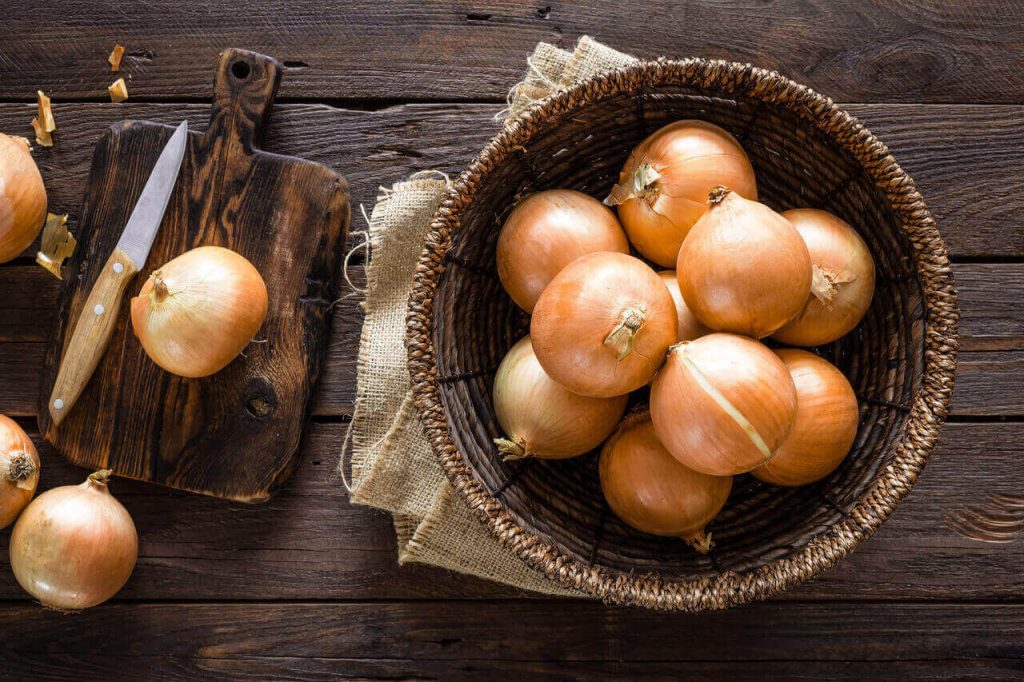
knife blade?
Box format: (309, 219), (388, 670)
(48, 120), (189, 427)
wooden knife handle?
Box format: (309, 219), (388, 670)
(49, 248), (138, 427)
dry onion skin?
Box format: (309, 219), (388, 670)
(650, 333), (798, 476)
(772, 208), (876, 346)
(131, 246), (268, 378)
(605, 120), (757, 267)
(0, 133), (47, 263)
(677, 187), (811, 338)
(531, 252), (677, 398)
(753, 349), (860, 486)
(600, 412), (732, 552)
(493, 336), (627, 460)
(658, 270), (711, 342)
(0, 414), (39, 529)
(10, 470), (138, 610)
(496, 189), (629, 312)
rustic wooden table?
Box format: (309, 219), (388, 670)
(2, 2), (1022, 679)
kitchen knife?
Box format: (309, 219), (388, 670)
(48, 120), (188, 427)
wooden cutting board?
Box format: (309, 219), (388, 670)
(37, 49), (350, 502)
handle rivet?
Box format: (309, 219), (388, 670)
(94, 304), (105, 315)
(113, 262), (124, 273)
(53, 398), (65, 410)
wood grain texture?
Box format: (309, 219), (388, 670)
(36, 51), (350, 501)
(0, 601), (1020, 680)
(1, 103), (1020, 259)
(2, 1), (1024, 103)
(0, 421), (1015, 602)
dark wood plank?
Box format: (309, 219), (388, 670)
(3, 260), (1022, 418)
(4, 1), (1024, 103)
(38, 50), (349, 502)
(0, 421), (1017, 601)
(0, 602), (1021, 680)
(1, 103), (1020, 259)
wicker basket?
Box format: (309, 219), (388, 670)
(407, 59), (959, 611)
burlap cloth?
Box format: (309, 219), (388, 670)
(342, 37), (636, 596)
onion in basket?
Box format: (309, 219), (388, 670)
(677, 187), (811, 338)
(492, 336), (627, 460)
(531, 252), (677, 397)
(753, 349), (859, 486)
(496, 189), (629, 312)
(650, 333), (798, 476)
(604, 120), (757, 267)
(658, 270), (710, 342)
(600, 411), (732, 553)
(772, 208), (876, 346)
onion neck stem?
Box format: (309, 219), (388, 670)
(604, 163), (661, 206)
(88, 469), (113, 487)
(152, 271), (169, 301)
(3, 448), (36, 489)
(604, 307), (646, 360)
(494, 438), (529, 461)
(707, 185), (731, 205)
(810, 264), (841, 308)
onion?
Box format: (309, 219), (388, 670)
(677, 187), (811, 338)
(492, 336), (627, 459)
(658, 270), (710, 342)
(10, 470), (138, 610)
(497, 189), (629, 312)
(531, 252), (677, 398)
(650, 333), (798, 476)
(754, 349), (859, 486)
(0, 414), (39, 529)
(605, 120), (757, 267)
(772, 208), (876, 346)
(0, 133), (47, 263)
(131, 246), (268, 378)
(600, 411), (732, 552)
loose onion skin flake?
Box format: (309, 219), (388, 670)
(497, 189), (629, 312)
(0, 133), (47, 263)
(0, 414), (39, 529)
(492, 336), (627, 460)
(531, 252), (677, 398)
(650, 333), (798, 476)
(754, 349), (860, 486)
(772, 208), (876, 346)
(600, 412), (732, 552)
(605, 120), (757, 267)
(677, 187), (811, 339)
(658, 270), (711, 342)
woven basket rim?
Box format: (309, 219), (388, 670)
(406, 57), (960, 611)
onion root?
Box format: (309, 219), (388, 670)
(494, 437), (528, 461)
(4, 449), (37, 491)
(685, 531), (714, 554)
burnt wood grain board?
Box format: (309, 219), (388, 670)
(0, 421), (1016, 602)
(35, 51), (350, 501)
(3, 1), (1024, 103)
(1, 103), (1020, 259)
(0, 601), (1020, 680)
(0, 263), (1022, 417)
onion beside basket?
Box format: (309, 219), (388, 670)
(407, 60), (959, 611)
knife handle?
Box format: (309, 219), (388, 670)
(49, 248), (139, 427)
